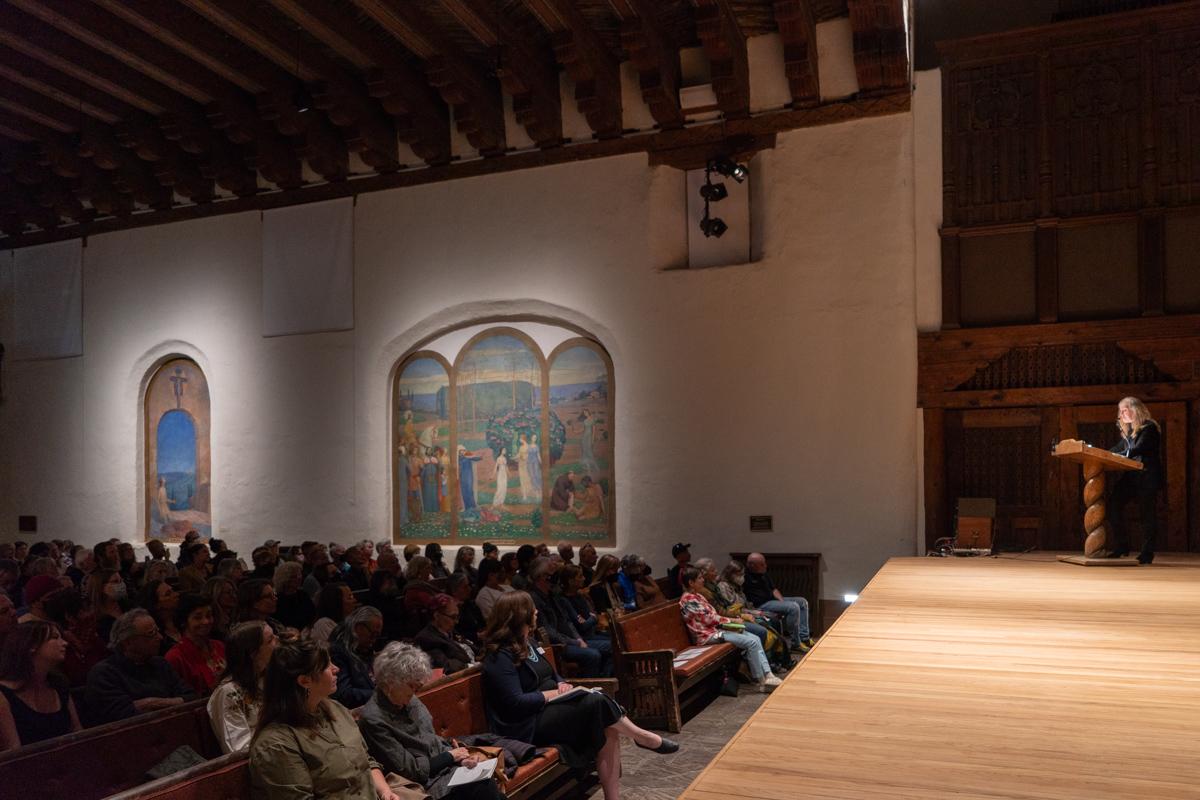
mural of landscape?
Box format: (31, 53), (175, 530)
(547, 343), (612, 541)
(146, 358), (211, 542)
(396, 355), (453, 541)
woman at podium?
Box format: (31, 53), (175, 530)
(1107, 397), (1163, 564)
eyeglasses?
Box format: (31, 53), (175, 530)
(437, 610), (460, 620)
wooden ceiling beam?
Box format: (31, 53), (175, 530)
(177, 0), (398, 172)
(773, 0), (820, 107)
(350, 0), (507, 157)
(689, 0), (750, 119)
(607, 0), (684, 130)
(522, 0), (622, 139)
(433, 0), (564, 148)
(846, 0), (908, 95)
(262, 0), (449, 168)
(0, 45), (129, 125)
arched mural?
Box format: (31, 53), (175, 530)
(393, 325), (613, 546)
(145, 358), (211, 541)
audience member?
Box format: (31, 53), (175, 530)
(578, 544), (598, 585)
(474, 558), (511, 620)
(176, 543), (211, 593)
(44, 587), (107, 685)
(424, 543), (450, 580)
(249, 639), (400, 800)
(86, 609), (195, 723)
(679, 568), (780, 693)
(0, 595), (15, 652)
(250, 547), (277, 582)
(143, 558), (178, 585)
(744, 553), (813, 653)
(215, 556), (245, 583)
(696, 558), (772, 649)
(559, 564), (610, 646)
(207, 621), (276, 753)
(481, 592), (676, 800)
(146, 538), (169, 562)
(528, 558), (608, 677)
(402, 544), (421, 564)
(403, 557), (439, 629)
(366, 570), (404, 642)
(0, 621), (81, 750)
(85, 569), (127, 643)
(665, 543), (691, 600)
(165, 593), (227, 695)
(93, 540), (119, 572)
(273, 561), (317, 631)
(511, 545), (537, 590)
(329, 606), (382, 708)
(302, 549), (334, 598)
(452, 546), (478, 588)
(140, 579), (183, 655)
(481, 542), (498, 561)
(414, 594), (476, 675)
(615, 555), (643, 612)
(358, 642), (504, 800)
(0, 559), (20, 605)
(588, 555), (623, 616)
(65, 546), (95, 587)
(556, 541), (575, 565)
(343, 545), (372, 592)
(17, 575), (61, 624)
(375, 549), (402, 581)
(310, 582), (357, 646)
(447, 574), (484, 645)
(117, 542), (143, 586)
(202, 576), (239, 640)
(236, 578), (285, 635)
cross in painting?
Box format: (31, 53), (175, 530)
(170, 368), (188, 409)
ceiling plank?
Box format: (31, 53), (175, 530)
(0, 44), (128, 124)
(433, 0), (564, 148)
(350, 0), (507, 156)
(773, 0), (820, 107)
(607, 0), (684, 130)
(846, 0), (908, 95)
(689, 0), (750, 119)
(523, 0), (623, 139)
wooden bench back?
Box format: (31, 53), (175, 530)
(0, 699), (220, 800)
(107, 752), (249, 800)
(418, 665), (488, 739)
(612, 600), (689, 653)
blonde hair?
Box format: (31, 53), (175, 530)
(1117, 396), (1159, 438)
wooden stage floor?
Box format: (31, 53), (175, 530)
(678, 553), (1200, 800)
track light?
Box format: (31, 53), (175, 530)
(293, 88), (313, 114)
(700, 216), (727, 238)
(699, 182), (727, 202)
(712, 156), (748, 183)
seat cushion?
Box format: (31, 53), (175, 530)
(673, 642), (736, 680)
(507, 749), (561, 791)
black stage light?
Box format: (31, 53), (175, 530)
(700, 215), (727, 238)
(699, 182), (728, 202)
(712, 157), (748, 183)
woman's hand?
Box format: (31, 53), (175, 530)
(557, 682), (573, 693)
(449, 747), (479, 768)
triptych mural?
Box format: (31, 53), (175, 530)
(394, 327), (614, 546)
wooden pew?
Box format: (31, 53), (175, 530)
(608, 602), (739, 733)
(0, 698), (220, 800)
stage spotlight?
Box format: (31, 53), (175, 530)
(700, 215), (727, 238)
(699, 182), (727, 202)
(712, 156), (748, 183)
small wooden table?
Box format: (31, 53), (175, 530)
(1052, 439), (1143, 566)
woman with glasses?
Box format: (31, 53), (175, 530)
(358, 642), (503, 800)
(236, 578), (287, 636)
(414, 594), (476, 675)
(329, 606), (383, 709)
(139, 579), (182, 655)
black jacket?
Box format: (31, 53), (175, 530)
(481, 649), (559, 744)
(1110, 424), (1163, 490)
(414, 623), (475, 675)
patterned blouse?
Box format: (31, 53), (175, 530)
(679, 591), (733, 645)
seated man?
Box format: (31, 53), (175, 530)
(86, 609), (196, 723)
(743, 553), (815, 654)
(527, 558), (610, 677)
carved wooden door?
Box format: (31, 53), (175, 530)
(1057, 402), (1188, 552)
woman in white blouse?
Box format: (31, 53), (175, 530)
(473, 558), (512, 620)
(207, 621), (277, 752)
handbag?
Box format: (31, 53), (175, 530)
(453, 742), (508, 791)
(384, 774), (430, 800)
(718, 665), (739, 697)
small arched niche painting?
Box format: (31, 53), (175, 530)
(145, 358), (211, 542)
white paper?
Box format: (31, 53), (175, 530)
(447, 757), (498, 787)
(674, 646), (708, 662)
(262, 198), (354, 336)
(547, 686), (600, 704)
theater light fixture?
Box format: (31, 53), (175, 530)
(698, 156), (747, 239)
(712, 156), (749, 183)
(699, 182), (728, 202)
(700, 216), (727, 238)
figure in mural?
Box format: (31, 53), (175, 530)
(398, 445), (410, 525)
(458, 445), (482, 512)
(579, 409), (598, 473)
(154, 477), (174, 529)
(438, 447), (451, 513)
(421, 451), (439, 512)
(147, 358), (212, 542)
(573, 475), (605, 521)
(492, 448), (509, 507)
(551, 471), (577, 513)
(528, 433), (543, 499)
(407, 450), (424, 523)
(517, 434), (532, 501)
(396, 355), (452, 540)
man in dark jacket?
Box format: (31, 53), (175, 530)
(527, 558), (608, 677)
(85, 609), (195, 723)
(744, 553), (814, 653)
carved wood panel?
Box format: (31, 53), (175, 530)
(1154, 27), (1200, 206)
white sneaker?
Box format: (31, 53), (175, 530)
(758, 673), (782, 692)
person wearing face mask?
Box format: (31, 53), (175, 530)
(586, 555), (622, 615)
(85, 569), (128, 643)
(0, 621), (82, 750)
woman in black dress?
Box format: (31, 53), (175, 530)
(0, 621), (81, 750)
(480, 592), (677, 800)
(1108, 396), (1164, 564)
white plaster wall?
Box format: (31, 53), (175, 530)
(913, 69), (943, 332)
(0, 111), (919, 599)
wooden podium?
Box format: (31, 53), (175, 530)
(1052, 440), (1143, 566)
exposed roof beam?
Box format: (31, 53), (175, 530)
(0, 44), (129, 124)
(350, 0), (507, 156)
(773, 0), (820, 107)
(846, 0), (908, 95)
(522, 0), (622, 139)
(607, 0), (684, 130)
(689, 0), (750, 119)
(433, 0), (564, 148)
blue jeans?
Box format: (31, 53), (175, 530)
(741, 621), (769, 646)
(720, 631), (771, 681)
(564, 643), (607, 677)
(758, 597), (810, 643)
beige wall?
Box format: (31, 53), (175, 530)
(0, 108), (922, 599)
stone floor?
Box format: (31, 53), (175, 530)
(583, 689), (768, 800)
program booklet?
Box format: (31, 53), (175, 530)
(547, 685), (603, 703)
(447, 758), (499, 787)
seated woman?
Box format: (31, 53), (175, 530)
(558, 565), (610, 648)
(481, 592), (678, 800)
(84, 569), (127, 644)
(165, 593), (227, 696)
(236, 579), (287, 636)
(446, 575), (485, 646)
(587, 555), (623, 616)
(273, 562), (317, 632)
(414, 594), (476, 675)
(309, 581), (358, 646)
(140, 579), (182, 655)
(207, 621), (276, 752)
(0, 621), (82, 750)
(250, 639), (404, 800)
(202, 576), (239, 641)
(679, 568), (780, 693)
(694, 558), (770, 647)
(358, 642), (504, 800)
(328, 606), (383, 708)
(473, 559), (511, 621)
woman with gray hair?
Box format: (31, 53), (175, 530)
(329, 606), (383, 708)
(358, 642), (503, 800)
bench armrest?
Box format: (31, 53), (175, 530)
(569, 678), (619, 699)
